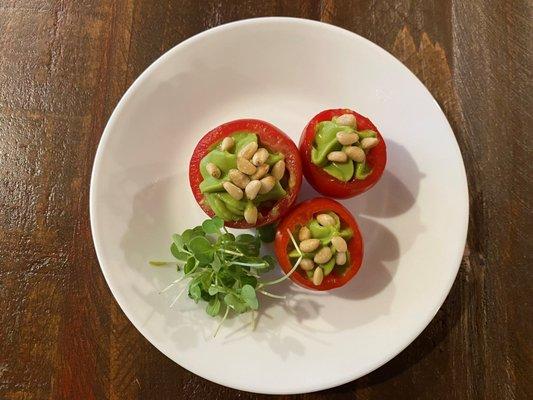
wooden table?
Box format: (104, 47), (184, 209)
(1, 1), (530, 399)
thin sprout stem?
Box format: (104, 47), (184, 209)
(260, 255), (302, 287)
(258, 290), (286, 299)
(218, 248), (244, 257)
(169, 286), (187, 308)
(159, 275), (187, 293)
(213, 307), (230, 337)
(287, 228), (302, 257)
(230, 261), (268, 267)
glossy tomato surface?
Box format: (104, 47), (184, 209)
(274, 197), (363, 290)
(189, 119), (302, 228)
(299, 108), (387, 198)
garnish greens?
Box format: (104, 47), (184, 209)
(152, 216), (300, 336)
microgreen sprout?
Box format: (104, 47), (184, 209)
(150, 216), (295, 336)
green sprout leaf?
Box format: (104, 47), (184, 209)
(241, 284), (259, 310)
(206, 297), (221, 316)
(235, 234), (260, 256)
(170, 243), (189, 261)
(224, 293), (247, 313)
(189, 283), (202, 303)
(202, 217), (224, 234)
(184, 257), (196, 275)
(172, 233), (184, 250)
(188, 236), (214, 264)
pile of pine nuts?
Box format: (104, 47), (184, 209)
(205, 136), (286, 225)
(296, 212), (348, 286)
(325, 114), (379, 165)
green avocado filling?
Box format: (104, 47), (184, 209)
(199, 132), (287, 222)
(288, 211), (353, 285)
(311, 115), (378, 182)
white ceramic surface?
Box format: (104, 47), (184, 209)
(90, 18), (468, 394)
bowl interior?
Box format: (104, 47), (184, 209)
(91, 18), (467, 394)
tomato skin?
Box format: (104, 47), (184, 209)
(274, 198), (363, 291)
(299, 108), (387, 198)
(189, 119), (302, 228)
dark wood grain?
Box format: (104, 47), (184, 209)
(0, 1), (531, 399)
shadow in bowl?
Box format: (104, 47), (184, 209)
(342, 140), (424, 218)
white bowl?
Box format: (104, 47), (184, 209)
(90, 17), (468, 394)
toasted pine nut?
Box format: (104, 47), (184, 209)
(336, 252), (347, 265)
(331, 236), (348, 252)
(228, 169), (250, 189)
(206, 163), (221, 178)
(344, 146), (366, 162)
(223, 181), (243, 200)
(335, 113), (357, 127)
(250, 164), (269, 180)
(237, 157), (257, 175)
(238, 141), (258, 159)
(314, 246), (332, 264)
(259, 175), (276, 194)
(317, 213), (336, 227)
(312, 267), (324, 285)
(252, 148), (269, 166)
(299, 238), (320, 253)
(336, 131), (359, 145)
(244, 180), (261, 200)
(220, 136), (235, 152)
(298, 226), (311, 241)
(244, 203), (258, 224)
(299, 258), (314, 271)
(361, 137), (379, 150)
(327, 151), (348, 163)
(271, 160), (286, 180)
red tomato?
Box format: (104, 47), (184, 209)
(274, 197), (363, 291)
(189, 119), (302, 228)
(299, 108), (387, 198)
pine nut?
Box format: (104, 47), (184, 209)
(271, 160), (286, 180)
(222, 181), (243, 200)
(335, 113), (357, 127)
(317, 213), (336, 227)
(344, 146), (366, 162)
(314, 246), (332, 264)
(259, 175), (276, 194)
(237, 157), (257, 175)
(228, 169), (250, 189)
(238, 141), (258, 159)
(331, 236), (347, 252)
(206, 163), (221, 178)
(327, 151), (348, 163)
(336, 252), (347, 265)
(312, 267), (324, 285)
(252, 148), (269, 166)
(361, 137), (379, 150)
(244, 203), (258, 224)
(251, 164), (269, 180)
(299, 238), (320, 253)
(244, 180), (261, 200)
(336, 131), (359, 145)
(299, 258), (315, 271)
(220, 136), (235, 152)
(298, 226), (311, 241)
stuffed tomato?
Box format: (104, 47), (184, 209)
(299, 108), (386, 198)
(189, 119), (302, 228)
(274, 198), (363, 290)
